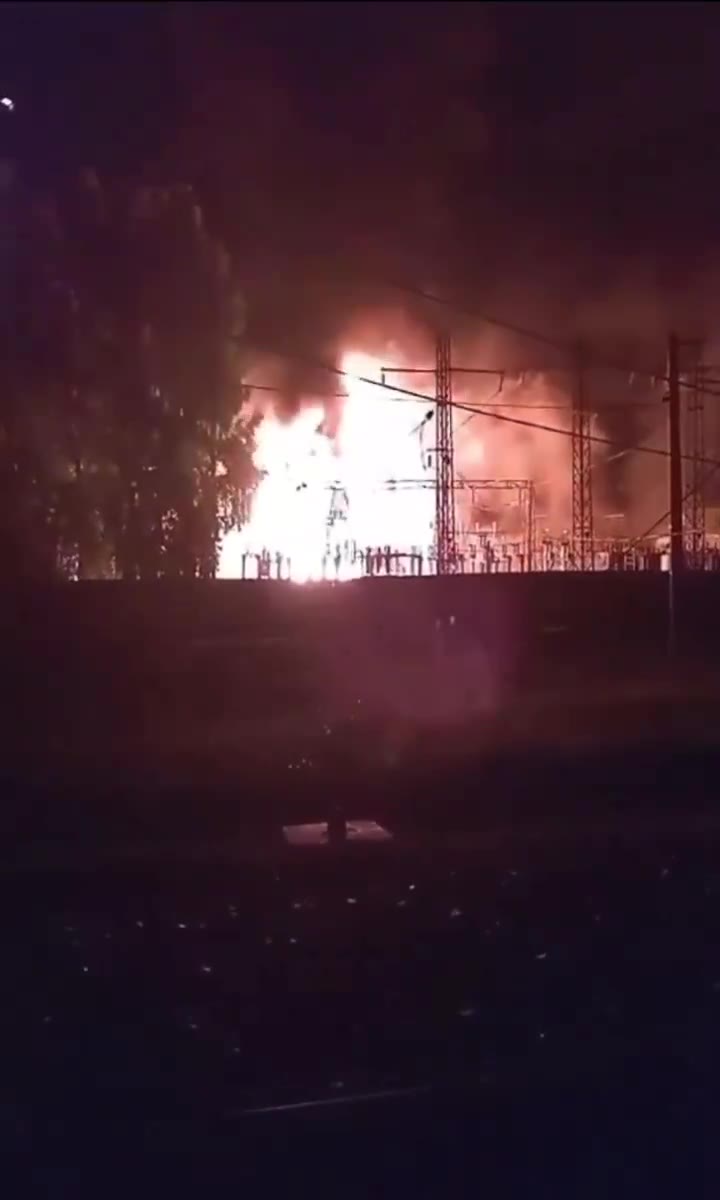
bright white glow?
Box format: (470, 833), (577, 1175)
(219, 351), (437, 582)
(1, 97), (14, 112)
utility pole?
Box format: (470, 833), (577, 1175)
(434, 334), (457, 574)
(688, 364), (706, 569)
(667, 333), (684, 578)
(666, 333), (684, 658)
(571, 345), (594, 570)
(683, 348), (706, 570)
(380, 355), (508, 575)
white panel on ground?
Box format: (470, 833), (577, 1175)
(282, 820), (392, 846)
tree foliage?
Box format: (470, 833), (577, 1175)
(0, 169), (255, 580)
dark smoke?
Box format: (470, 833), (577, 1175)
(14, 3), (720, 535)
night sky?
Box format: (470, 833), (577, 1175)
(5, 2), (720, 357)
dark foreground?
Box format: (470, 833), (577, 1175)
(6, 816), (720, 1195)
(5, 576), (720, 1186)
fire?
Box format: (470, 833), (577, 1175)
(218, 352), (437, 581)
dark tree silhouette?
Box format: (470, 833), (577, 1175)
(0, 169), (255, 579)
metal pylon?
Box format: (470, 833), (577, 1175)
(685, 358), (706, 568)
(571, 348), (593, 569)
(435, 334), (457, 574)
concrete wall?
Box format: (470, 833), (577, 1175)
(3, 574), (719, 747)
(3, 571), (715, 647)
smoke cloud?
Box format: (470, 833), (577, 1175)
(170, 3), (720, 544)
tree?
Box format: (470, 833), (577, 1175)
(0, 169), (256, 580)
(126, 180), (253, 578)
(0, 174), (66, 580)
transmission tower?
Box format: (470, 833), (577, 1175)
(571, 348), (594, 570)
(435, 334), (457, 574)
(381, 349), (504, 576)
(683, 351), (706, 569)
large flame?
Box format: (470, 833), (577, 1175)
(219, 352), (436, 581)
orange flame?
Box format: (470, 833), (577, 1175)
(219, 352), (437, 581)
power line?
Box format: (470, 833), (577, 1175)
(456, 381), (504, 431)
(379, 277), (569, 355)
(247, 240), (720, 399)
(253, 345), (720, 471)
(630, 459), (720, 548)
(314, 266), (720, 401)
(458, 399), (715, 468)
(246, 262), (720, 557)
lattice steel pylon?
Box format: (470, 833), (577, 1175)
(571, 349), (594, 570)
(684, 356), (706, 569)
(435, 334), (458, 574)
